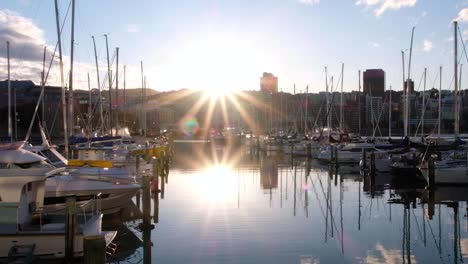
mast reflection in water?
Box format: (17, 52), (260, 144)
(110, 143), (468, 264)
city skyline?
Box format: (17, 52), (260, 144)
(0, 0), (467, 94)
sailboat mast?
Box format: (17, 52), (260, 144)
(454, 21), (459, 138)
(389, 85), (392, 138)
(340, 63), (344, 132)
(41, 46), (46, 130)
(405, 27), (415, 138)
(358, 70), (361, 135)
(54, 0), (69, 158)
(422, 68), (426, 136)
(68, 0), (75, 137)
(104, 34), (113, 136)
(325, 67), (330, 138)
(115, 47), (119, 135)
(401, 51), (406, 137)
(92, 36), (104, 134)
(305, 85), (308, 134)
(123, 65), (126, 129)
(87, 73), (92, 136)
(329, 76), (333, 138)
(140, 61), (146, 136)
(7, 41), (12, 142)
(439, 66), (442, 137)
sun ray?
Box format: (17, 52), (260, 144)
(226, 94), (259, 134)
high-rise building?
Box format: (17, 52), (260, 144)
(260, 72), (278, 94)
(363, 69), (385, 97)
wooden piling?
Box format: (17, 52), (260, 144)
(83, 235), (106, 264)
(330, 145), (334, 164)
(306, 143), (311, 158)
(136, 155), (141, 177)
(139, 174), (154, 230)
(370, 151), (376, 176)
(334, 146), (339, 168)
(428, 157), (435, 190)
(65, 196), (76, 262)
(361, 148), (367, 171)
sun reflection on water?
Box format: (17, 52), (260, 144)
(192, 165), (238, 203)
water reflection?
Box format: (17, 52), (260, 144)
(108, 143), (468, 264)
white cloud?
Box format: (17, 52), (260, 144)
(455, 8), (468, 22)
(0, 9), (142, 90)
(299, 0), (320, 6)
(422, 39), (433, 52)
(126, 24), (141, 33)
(356, 0), (417, 17)
(371, 42), (381, 48)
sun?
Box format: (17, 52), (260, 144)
(202, 87), (234, 98)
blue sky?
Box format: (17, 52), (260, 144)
(0, 0), (467, 93)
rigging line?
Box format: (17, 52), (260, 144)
(426, 219), (447, 264)
(414, 70), (429, 137)
(458, 26), (468, 67)
(410, 207), (425, 244)
(9, 0), (47, 80)
(25, 2), (72, 142)
(316, 171), (342, 240)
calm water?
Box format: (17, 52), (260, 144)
(108, 142), (468, 264)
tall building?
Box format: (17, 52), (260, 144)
(260, 72), (278, 94)
(363, 69), (385, 97)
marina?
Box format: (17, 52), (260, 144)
(3, 0), (468, 263)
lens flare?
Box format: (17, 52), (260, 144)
(181, 117), (200, 137)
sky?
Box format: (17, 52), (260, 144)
(0, 0), (468, 94)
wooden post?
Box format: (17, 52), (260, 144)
(83, 235), (106, 264)
(370, 151), (376, 176)
(361, 148), (367, 171)
(306, 143), (311, 158)
(334, 146), (339, 168)
(428, 157), (435, 190)
(330, 145), (334, 164)
(136, 155), (141, 177)
(65, 196), (76, 262)
(139, 174), (154, 230)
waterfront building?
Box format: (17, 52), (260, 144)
(260, 72), (278, 94)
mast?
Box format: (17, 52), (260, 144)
(123, 65), (126, 129)
(422, 68), (426, 137)
(329, 76), (333, 138)
(340, 63), (344, 133)
(325, 67), (330, 138)
(7, 41), (12, 142)
(405, 27), (415, 138)
(68, 0), (75, 136)
(439, 66), (442, 137)
(389, 85), (392, 138)
(5, 43), (13, 141)
(54, 0), (69, 158)
(401, 51), (406, 137)
(87, 73), (92, 136)
(115, 47), (119, 135)
(140, 61), (146, 136)
(305, 85), (308, 134)
(104, 34), (113, 136)
(358, 70), (361, 135)
(92, 36), (104, 134)
(144, 76), (147, 136)
(41, 46), (46, 130)
(293, 84), (297, 133)
(454, 21), (459, 138)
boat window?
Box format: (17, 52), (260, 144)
(40, 149), (62, 163)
